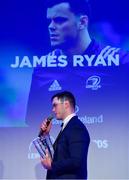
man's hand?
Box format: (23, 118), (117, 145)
(40, 118), (52, 135)
(40, 149), (52, 170)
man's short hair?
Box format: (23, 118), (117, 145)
(51, 91), (76, 109)
(45, 0), (90, 17)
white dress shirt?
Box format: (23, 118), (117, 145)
(62, 113), (76, 131)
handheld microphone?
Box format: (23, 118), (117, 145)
(38, 115), (53, 137)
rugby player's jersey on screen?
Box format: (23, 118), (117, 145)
(26, 39), (129, 126)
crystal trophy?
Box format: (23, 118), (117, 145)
(33, 116), (54, 159)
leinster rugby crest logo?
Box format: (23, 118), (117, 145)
(86, 75), (101, 90)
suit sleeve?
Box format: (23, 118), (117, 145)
(51, 125), (90, 175)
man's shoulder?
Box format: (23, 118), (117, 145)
(68, 116), (87, 130)
(89, 40), (129, 64)
(65, 116), (90, 141)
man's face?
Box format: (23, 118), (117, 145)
(52, 97), (65, 120)
(47, 2), (80, 49)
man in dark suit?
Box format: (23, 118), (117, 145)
(40, 91), (90, 179)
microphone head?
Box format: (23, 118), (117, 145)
(47, 115), (54, 121)
(38, 115), (53, 137)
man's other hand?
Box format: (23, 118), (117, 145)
(40, 149), (52, 170)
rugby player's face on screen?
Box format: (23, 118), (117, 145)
(47, 2), (80, 49)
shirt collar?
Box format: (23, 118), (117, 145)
(62, 113), (76, 130)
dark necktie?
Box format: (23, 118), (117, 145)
(61, 122), (64, 129)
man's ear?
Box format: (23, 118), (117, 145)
(79, 15), (88, 29)
(64, 100), (70, 109)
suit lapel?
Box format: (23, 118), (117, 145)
(53, 129), (63, 150)
(53, 116), (77, 151)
